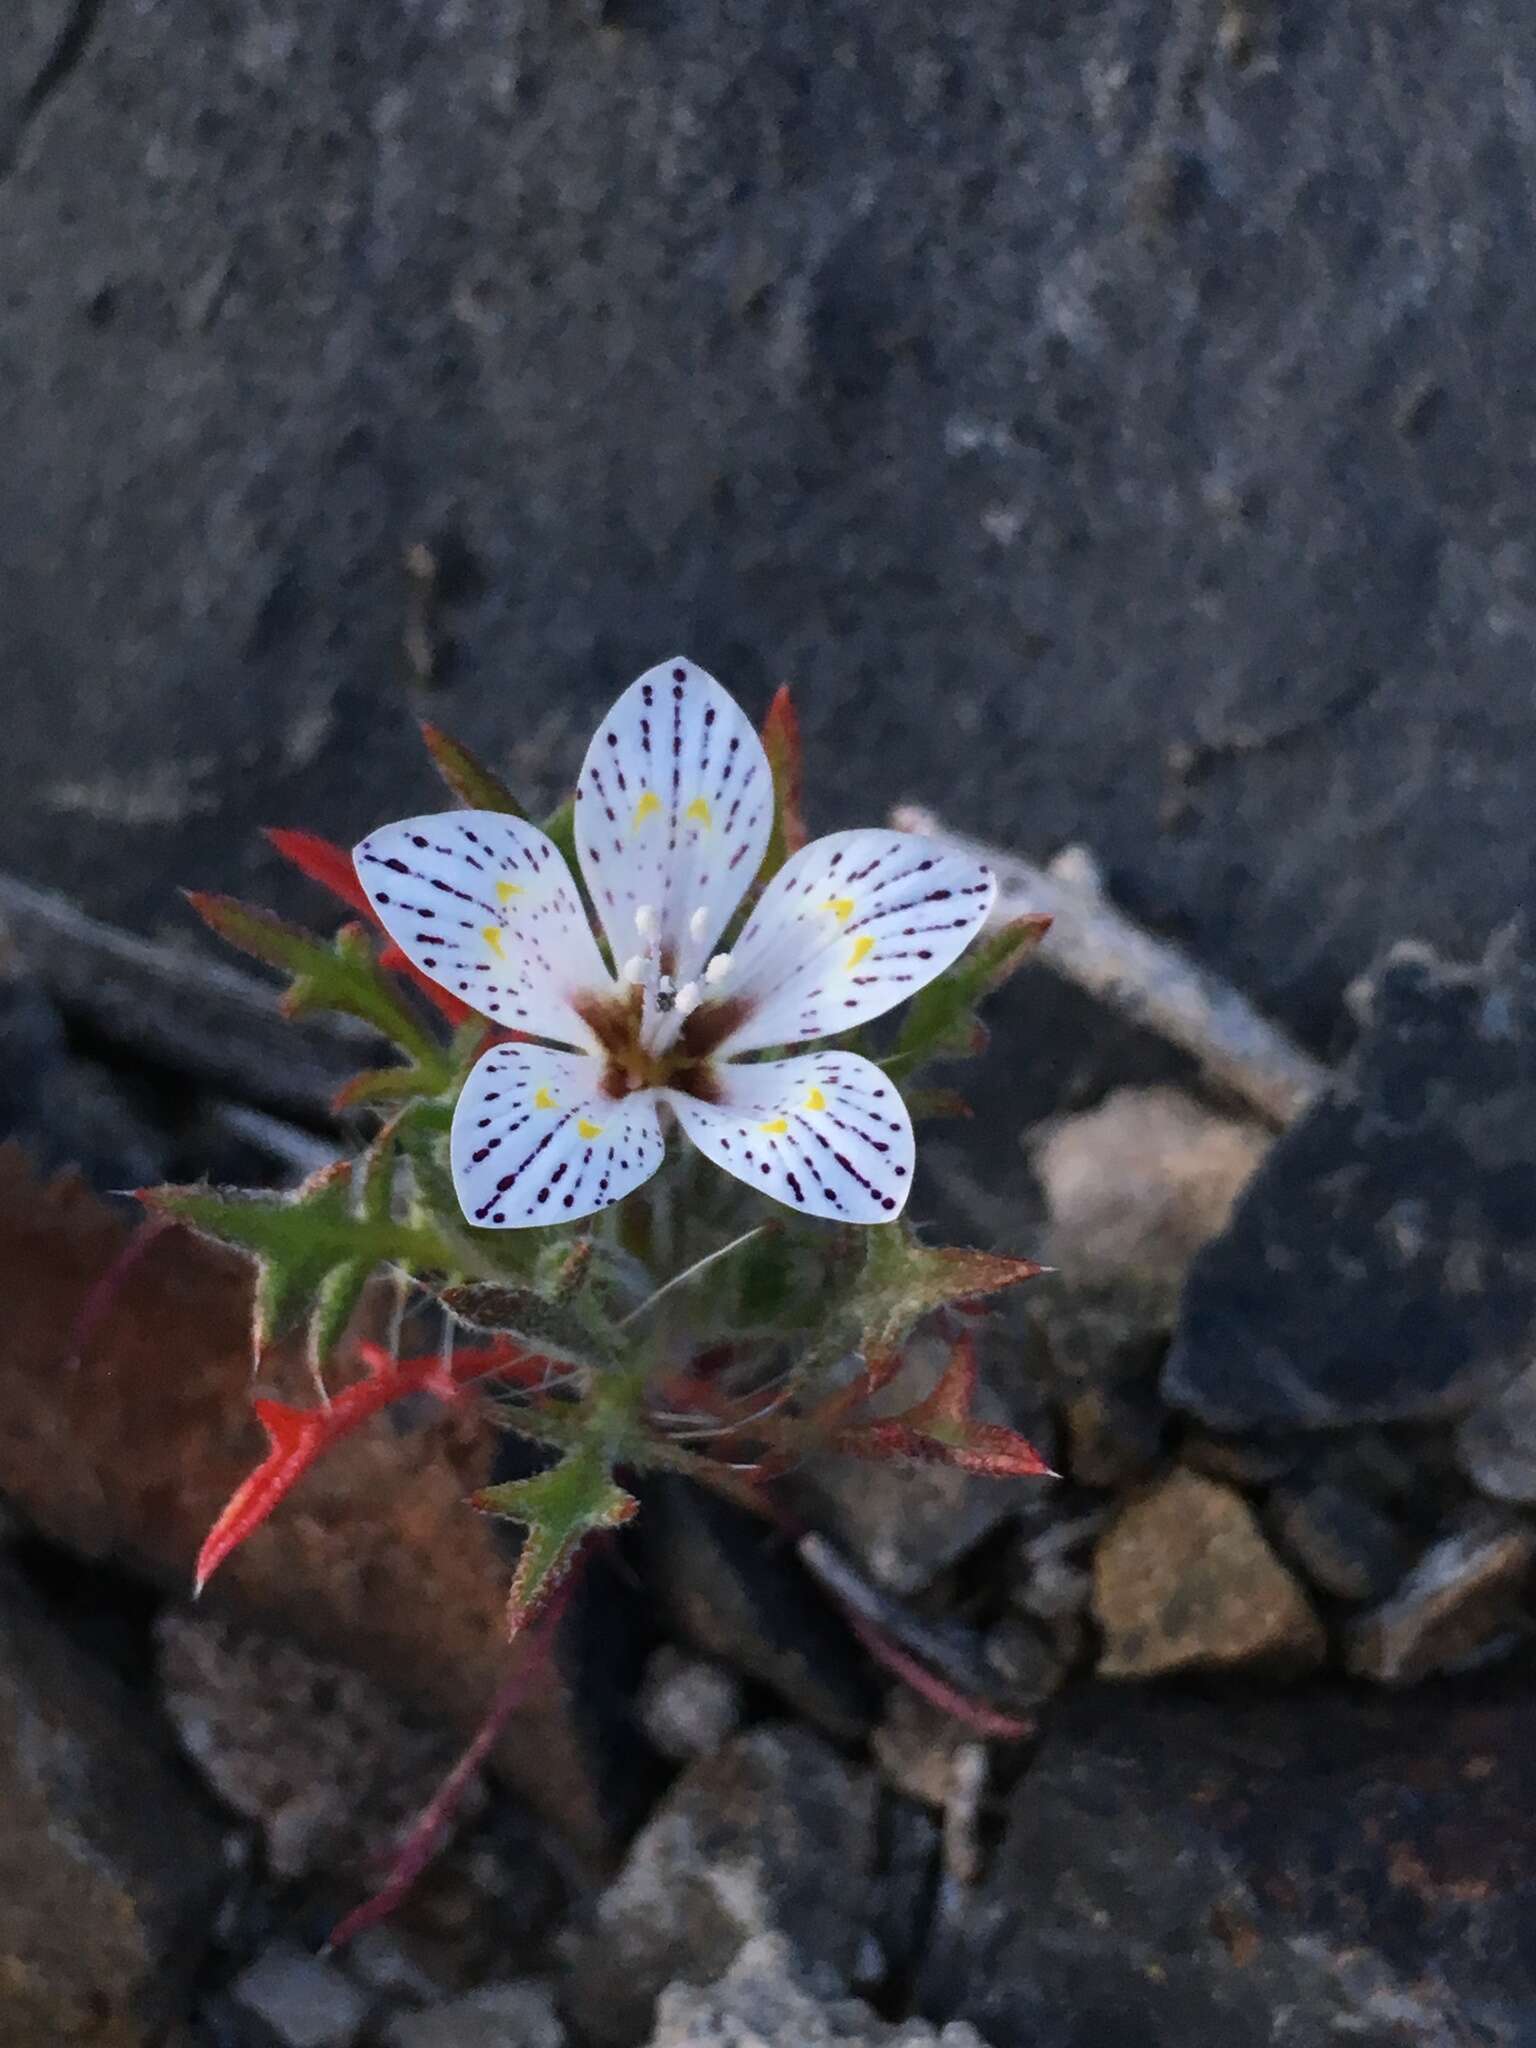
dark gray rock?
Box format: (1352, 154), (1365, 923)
(933, 1681), (1536, 2047)
(1267, 1480), (1408, 1604)
(1165, 941), (1536, 1432)
(0, 1560), (225, 2045)
(0, 921), (168, 1188)
(563, 1724), (877, 2048)
(1, 2), (1534, 1050)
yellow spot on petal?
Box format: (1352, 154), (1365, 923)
(685, 795), (712, 827)
(482, 926), (506, 959)
(824, 896), (855, 923)
(578, 1118), (603, 1139)
(632, 789), (662, 829)
(534, 1086), (558, 1110)
(804, 1086), (827, 1111)
(845, 935), (875, 970)
(760, 1118), (789, 1135)
(495, 880), (523, 903)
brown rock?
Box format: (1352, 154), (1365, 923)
(0, 1144), (616, 1858)
(1344, 1512), (1536, 1684)
(1093, 1468), (1325, 1677)
(0, 1561), (223, 2046)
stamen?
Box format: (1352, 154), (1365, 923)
(621, 954), (648, 986)
(688, 905), (709, 942)
(673, 981), (702, 1018)
(655, 972), (677, 1014)
(705, 952), (733, 984)
(635, 904), (659, 940)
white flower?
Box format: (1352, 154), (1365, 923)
(354, 659), (995, 1228)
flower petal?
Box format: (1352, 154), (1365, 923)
(576, 658), (773, 985)
(713, 830), (995, 1054)
(665, 1051), (913, 1222)
(354, 811), (612, 1048)
(451, 1044), (665, 1227)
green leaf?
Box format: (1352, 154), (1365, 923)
(396, 1108), (556, 1282)
(542, 794), (579, 875)
(883, 914), (1052, 1084)
(759, 684), (808, 882)
(438, 1282), (617, 1368)
(474, 1443), (638, 1632)
(419, 723), (525, 815)
(822, 1222), (1044, 1388)
(146, 1145), (450, 1363)
(187, 895), (449, 1075)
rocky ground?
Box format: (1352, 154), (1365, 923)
(0, 852), (1531, 2048)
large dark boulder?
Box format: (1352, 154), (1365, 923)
(1, 2), (1533, 1042)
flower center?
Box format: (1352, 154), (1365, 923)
(570, 977), (753, 1104)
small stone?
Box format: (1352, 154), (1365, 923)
(982, 1615), (1067, 1709)
(1457, 1359), (1536, 1504)
(1033, 1088), (1270, 1294)
(157, 1608), (479, 1880)
(1093, 1468), (1325, 1677)
(233, 1941), (370, 2048)
(1344, 1513), (1536, 1684)
(637, 1647), (743, 1763)
(381, 1982), (566, 2048)
(1267, 1481), (1408, 1603)
(564, 1725), (877, 2048)
(1166, 941), (1536, 1432)
(647, 1934), (995, 2048)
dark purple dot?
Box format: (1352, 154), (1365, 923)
(672, 665), (686, 682)
(375, 890), (391, 904)
(411, 835), (428, 847)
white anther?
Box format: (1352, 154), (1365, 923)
(705, 952), (733, 984)
(657, 972), (676, 996)
(688, 905), (710, 942)
(673, 981), (702, 1018)
(635, 904), (659, 939)
(621, 954), (647, 986)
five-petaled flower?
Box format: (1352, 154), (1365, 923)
(354, 660), (995, 1227)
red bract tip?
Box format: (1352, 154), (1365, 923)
(264, 828), (372, 917)
(195, 1338), (556, 1592)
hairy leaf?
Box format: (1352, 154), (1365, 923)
(830, 1222), (1045, 1392)
(145, 1148), (450, 1366)
(760, 683), (808, 880)
(829, 1330), (1054, 1477)
(438, 1282), (617, 1368)
(419, 723), (525, 816)
(884, 914), (1053, 1084)
(474, 1443), (638, 1634)
(195, 1335), (552, 1592)
(187, 894), (450, 1075)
